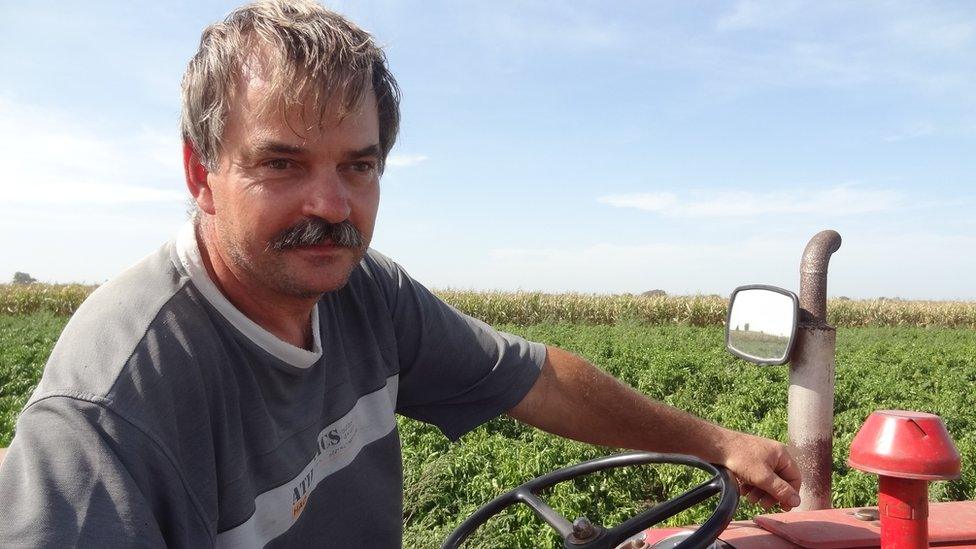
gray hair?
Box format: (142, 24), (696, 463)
(180, 0), (400, 173)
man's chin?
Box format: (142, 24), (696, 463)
(276, 247), (364, 296)
(272, 272), (353, 299)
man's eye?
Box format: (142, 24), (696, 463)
(345, 161), (376, 174)
(264, 159), (292, 170)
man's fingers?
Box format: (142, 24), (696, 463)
(773, 449), (803, 507)
(747, 446), (803, 509)
(741, 485), (760, 505)
(777, 449), (803, 492)
(760, 492), (781, 510)
(757, 469), (801, 509)
(742, 484), (794, 511)
(724, 436), (803, 510)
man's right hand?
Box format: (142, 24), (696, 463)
(716, 432), (802, 511)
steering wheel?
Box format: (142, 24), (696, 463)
(441, 451), (738, 549)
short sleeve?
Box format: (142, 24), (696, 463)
(0, 397), (208, 547)
(364, 251), (546, 440)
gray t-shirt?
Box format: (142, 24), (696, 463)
(0, 223), (546, 547)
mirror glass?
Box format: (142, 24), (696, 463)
(727, 287), (797, 364)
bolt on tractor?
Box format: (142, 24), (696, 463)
(443, 230), (971, 549)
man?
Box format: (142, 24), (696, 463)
(0, 1), (800, 546)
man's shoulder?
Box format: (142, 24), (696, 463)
(32, 241), (213, 407)
(358, 248), (401, 280)
(74, 241), (186, 322)
(339, 248), (407, 304)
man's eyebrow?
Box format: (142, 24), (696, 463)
(347, 144), (381, 159)
(245, 140), (306, 158)
(243, 142), (381, 159)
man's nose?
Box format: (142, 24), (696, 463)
(303, 169), (351, 223)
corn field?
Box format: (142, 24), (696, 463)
(0, 284), (95, 316)
(2, 284), (975, 328)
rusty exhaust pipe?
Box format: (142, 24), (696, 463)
(790, 230), (842, 511)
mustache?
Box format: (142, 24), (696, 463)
(266, 218), (364, 251)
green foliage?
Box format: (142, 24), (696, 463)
(2, 313), (976, 548)
(0, 313), (68, 446)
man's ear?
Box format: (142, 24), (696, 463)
(183, 142), (216, 215)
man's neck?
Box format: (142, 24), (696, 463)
(195, 222), (319, 350)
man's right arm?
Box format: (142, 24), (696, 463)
(0, 397), (208, 547)
(509, 346), (802, 511)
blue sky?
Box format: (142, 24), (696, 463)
(1, 1), (974, 299)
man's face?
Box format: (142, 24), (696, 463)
(202, 72), (381, 298)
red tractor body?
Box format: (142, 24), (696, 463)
(641, 501), (976, 549)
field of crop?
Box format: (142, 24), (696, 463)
(4, 284), (976, 328)
(397, 323), (976, 547)
(2, 288), (976, 547)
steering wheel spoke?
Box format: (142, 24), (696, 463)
(515, 488), (575, 539)
(606, 473), (726, 546)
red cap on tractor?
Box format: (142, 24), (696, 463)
(848, 410), (960, 549)
(848, 410), (960, 480)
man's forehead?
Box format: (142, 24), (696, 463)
(231, 45), (373, 124)
(229, 75), (378, 143)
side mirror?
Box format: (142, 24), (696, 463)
(725, 285), (799, 365)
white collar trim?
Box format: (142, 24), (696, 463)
(175, 222), (322, 369)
